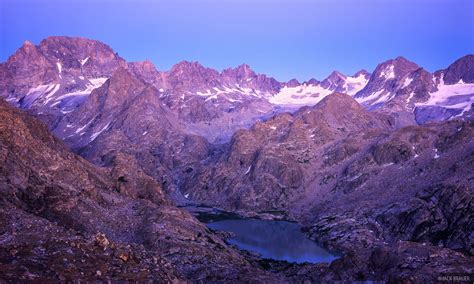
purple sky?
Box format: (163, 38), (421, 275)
(1, 0), (473, 81)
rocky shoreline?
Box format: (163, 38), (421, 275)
(184, 202), (474, 283)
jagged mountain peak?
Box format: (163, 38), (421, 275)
(383, 56), (418, 69)
(327, 70), (347, 79)
(167, 61), (221, 86)
(305, 78), (320, 85)
(234, 63), (254, 73)
(127, 60), (160, 76)
(39, 35), (88, 46)
(443, 54), (474, 84)
(171, 60), (209, 72)
(109, 66), (138, 84)
(394, 55), (410, 62)
(373, 56), (419, 79)
(321, 70), (347, 84)
(38, 36), (123, 62)
(38, 35), (116, 49)
(285, 78), (301, 87)
(165, 60), (220, 92)
(127, 60), (161, 86)
(7, 39), (43, 60)
(132, 59), (156, 68)
(353, 69), (370, 78)
(221, 63), (257, 81)
(22, 40), (34, 47)
(377, 56), (417, 70)
(6, 35), (126, 82)
(354, 56), (420, 108)
(320, 70), (348, 90)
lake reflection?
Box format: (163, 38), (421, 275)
(207, 218), (339, 264)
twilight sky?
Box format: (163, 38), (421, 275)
(1, 0), (473, 81)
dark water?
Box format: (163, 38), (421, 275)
(207, 218), (339, 264)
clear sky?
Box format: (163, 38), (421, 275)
(1, 0), (473, 81)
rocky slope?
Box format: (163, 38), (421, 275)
(51, 66), (211, 200)
(182, 93), (473, 254)
(0, 99), (282, 282)
(181, 93), (394, 210)
(180, 93), (474, 281)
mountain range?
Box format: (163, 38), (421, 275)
(3, 37), (472, 143)
(0, 36), (473, 282)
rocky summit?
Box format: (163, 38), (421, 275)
(0, 36), (473, 282)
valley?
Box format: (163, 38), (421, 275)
(0, 36), (473, 282)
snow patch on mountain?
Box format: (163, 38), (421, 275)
(269, 84), (333, 105)
(10, 83), (59, 107)
(380, 65), (395, 79)
(75, 119), (93, 134)
(90, 122), (111, 141)
(355, 90), (384, 104)
(205, 94), (218, 101)
(80, 57), (89, 66)
(56, 62), (62, 73)
(373, 91), (394, 104)
(343, 73), (369, 95)
(244, 166), (252, 175)
(55, 78), (108, 101)
(43, 84), (61, 104)
(27, 84), (57, 96)
(197, 90), (212, 97)
(406, 92), (415, 107)
(415, 81), (474, 116)
(88, 77), (108, 87)
(402, 76), (413, 88)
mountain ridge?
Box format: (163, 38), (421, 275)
(2, 37), (472, 141)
